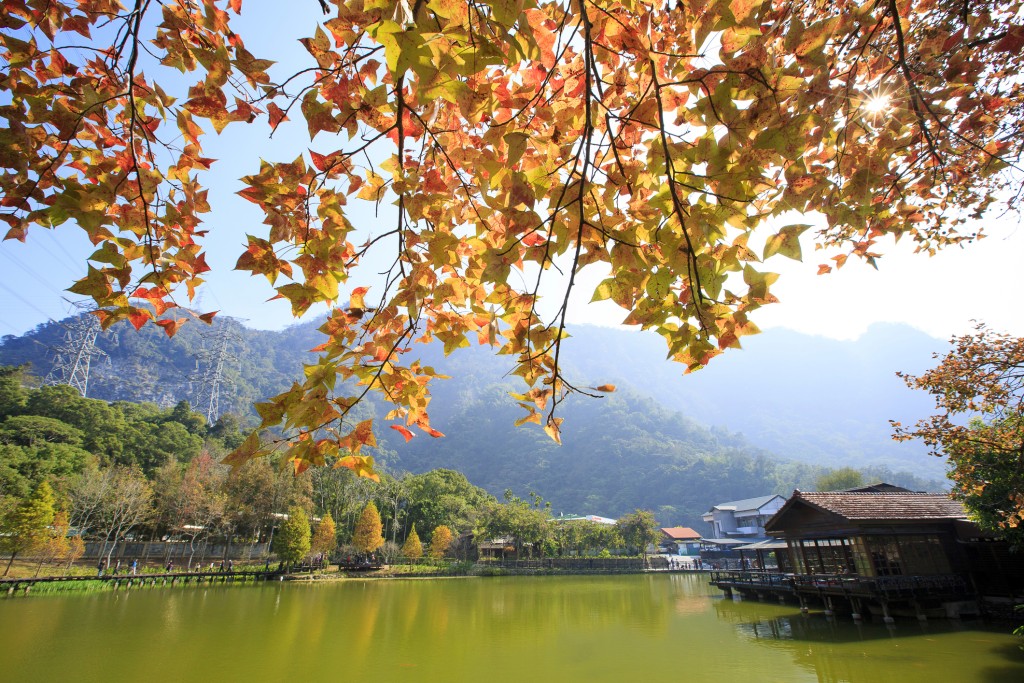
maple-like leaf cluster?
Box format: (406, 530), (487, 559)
(3, 0), (1024, 478)
(894, 325), (1024, 542)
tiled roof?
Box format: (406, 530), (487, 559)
(661, 526), (702, 540)
(794, 491), (967, 520)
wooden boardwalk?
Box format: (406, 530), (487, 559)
(2, 570), (279, 595)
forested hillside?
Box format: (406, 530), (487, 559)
(0, 315), (948, 526)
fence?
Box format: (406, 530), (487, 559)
(82, 541), (271, 563)
(481, 557), (647, 572)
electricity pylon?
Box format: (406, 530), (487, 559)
(43, 304), (107, 397)
(191, 324), (241, 423)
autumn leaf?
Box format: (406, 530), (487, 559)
(5, 0), (1023, 476)
(390, 424), (415, 442)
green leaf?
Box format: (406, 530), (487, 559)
(763, 224), (811, 261)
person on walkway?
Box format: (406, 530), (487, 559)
(97, 558), (105, 578)
(131, 559), (137, 575)
(227, 559), (233, 572)
(166, 561), (173, 573)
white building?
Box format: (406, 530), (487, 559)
(701, 494), (786, 540)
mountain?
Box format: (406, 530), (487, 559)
(0, 315), (950, 524)
(555, 323), (946, 475)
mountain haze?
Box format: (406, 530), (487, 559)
(0, 316), (949, 524)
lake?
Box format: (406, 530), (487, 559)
(1, 573), (1021, 682)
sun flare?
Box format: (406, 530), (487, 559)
(863, 93), (892, 116)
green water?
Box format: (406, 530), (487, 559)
(1, 574), (1021, 682)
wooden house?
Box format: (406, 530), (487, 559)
(712, 489), (1024, 621)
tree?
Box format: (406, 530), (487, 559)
(4, 1), (1024, 476)
(273, 506), (312, 567)
(552, 520), (618, 557)
(894, 325), (1024, 545)
(152, 454), (227, 569)
(482, 496), (551, 559)
(2, 481), (55, 576)
(311, 511), (338, 558)
(35, 508), (72, 577)
(405, 469), (495, 537)
(616, 510), (660, 559)
(402, 524), (423, 559)
(352, 501), (385, 556)
(71, 466), (153, 563)
(428, 525), (454, 560)
(815, 467), (865, 492)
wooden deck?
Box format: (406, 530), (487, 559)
(710, 569), (973, 620)
(2, 570), (278, 595)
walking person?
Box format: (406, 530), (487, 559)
(97, 558), (106, 578)
(131, 559), (138, 575)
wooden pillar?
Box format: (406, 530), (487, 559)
(850, 598), (863, 621)
(824, 596), (834, 616)
(881, 601), (895, 624)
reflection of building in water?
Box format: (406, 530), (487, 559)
(711, 486), (1024, 622)
(713, 598), (1024, 683)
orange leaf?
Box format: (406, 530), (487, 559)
(390, 424), (415, 442)
(352, 419), (377, 448)
(417, 421), (445, 438)
(128, 309), (151, 331)
(156, 318), (186, 337)
(350, 286), (369, 309)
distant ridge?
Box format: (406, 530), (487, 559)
(0, 316), (949, 525)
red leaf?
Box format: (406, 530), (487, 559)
(390, 424), (415, 442)
(267, 103), (288, 131)
(156, 318), (186, 337)
(198, 311), (218, 324)
(128, 310), (150, 331)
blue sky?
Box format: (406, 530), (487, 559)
(1, 6), (1022, 344)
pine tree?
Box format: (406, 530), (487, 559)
(310, 511), (337, 558)
(2, 481), (55, 576)
(429, 525), (454, 560)
(402, 525), (423, 560)
(352, 502), (384, 556)
(272, 506), (311, 568)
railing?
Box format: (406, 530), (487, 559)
(710, 570), (796, 590)
(791, 572), (968, 597)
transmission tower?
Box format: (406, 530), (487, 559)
(191, 325), (242, 423)
(44, 304), (108, 397)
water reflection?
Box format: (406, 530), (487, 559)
(713, 596), (1024, 683)
(0, 575), (1021, 683)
